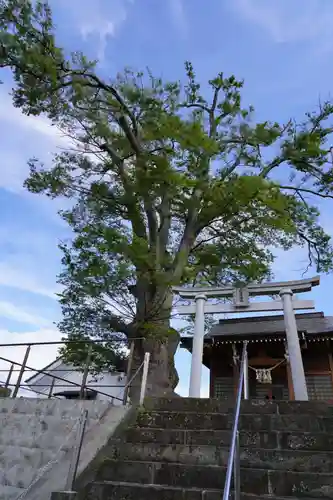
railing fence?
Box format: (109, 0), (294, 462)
(0, 338), (150, 405)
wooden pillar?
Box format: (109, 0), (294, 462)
(209, 359), (215, 398)
(209, 372), (214, 398)
(209, 342), (216, 398)
(286, 362), (295, 401)
(284, 341), (295, 401)
(327, 340), (333, 392)
(232, 343), (239, 398)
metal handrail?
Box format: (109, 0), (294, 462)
(0, 354), (124, 403)
(222, 341), (248, 500)
(115, 352), (151, 405)
(0, 346), (151, 407)
(65, 409), (89, 491)
(0, 339), (150, 404)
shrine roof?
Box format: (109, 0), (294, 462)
(206, 311), (333, 338)
(180, 312), (333, 348)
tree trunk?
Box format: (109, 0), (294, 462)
(128, 327), (180, 404)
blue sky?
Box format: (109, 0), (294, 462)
(1, 0), (333, 396)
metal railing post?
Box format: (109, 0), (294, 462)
(139, 352), (150, 405)
(48, 378), (55, 399)
(80, 346), (92, 399)
(243, 341), (249, 400)
(12, 345), (31, 398)
(123, 341), (134, 405)
(5, 363), (14, 388)
(233, 431), (241, 500)
(65, 410), (88, 491)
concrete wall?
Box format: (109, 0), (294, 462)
(0, 398), (129, 500)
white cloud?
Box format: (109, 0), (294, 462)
(0, 301), (52, 327)
(231, 0), (333, 48)
(0, 91), (66, 145)
(0, 226), (63, 299)
(0, 263), (60, 299)
(169, 0), (188, 38)
(0, 89), (70, 194)
(55, 0), (134, 62)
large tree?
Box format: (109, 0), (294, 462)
(1, 0), (333, 399)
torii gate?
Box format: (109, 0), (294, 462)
(173, 276), (320, 401)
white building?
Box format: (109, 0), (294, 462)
(25, 357), (126, 405)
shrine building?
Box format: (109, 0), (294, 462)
(181, 311), (333, 401)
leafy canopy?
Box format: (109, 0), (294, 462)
(1, 1), (333, 371)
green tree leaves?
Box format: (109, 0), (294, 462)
(2, 0), (333, 386)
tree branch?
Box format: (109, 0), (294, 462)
(180, 103), (210, 113)
(279, 185), (333, 199)
(144, 199), (158, 249)
(298, 230), (320, 273)
(260, 156), (284, 178)
(108, 315), (135, 337)
(209, 85), (221, 138)
(157, 193), (172, 254)
(170, 215), (197, 282)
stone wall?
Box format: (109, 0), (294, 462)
(0, 398), (129, 500)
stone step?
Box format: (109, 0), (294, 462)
(240, 496), (320, 500)
(79, 482), (324, 500)
(94, 460), (333, 497)
(136, 411), (333, 433)
(79, 481), (326, 500)
(124, 427), (333, 451)
(145, 398), (333, 416)
(79, 481), (222, 500)
(105, 442), (333, 472)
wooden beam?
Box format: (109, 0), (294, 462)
(248, 356), (285, 367)
(305, 369), (331, 375)
(176, 299), (315, 315)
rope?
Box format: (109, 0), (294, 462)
(248, 358), (286, 373)
(248, 359), (286, 384)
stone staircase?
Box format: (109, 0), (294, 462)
(78, 397), (333, 499)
